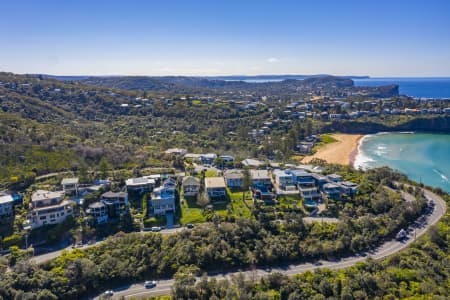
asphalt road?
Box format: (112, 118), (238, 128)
(96, 188), (446, 299)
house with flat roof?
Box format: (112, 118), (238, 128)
(327, 174), (342, 183)
(249, 169), (272, 188)
(182, 176), (201, 197)
(323, 183), (341, 200)
(151, 179), (176, 215)
(339, 181), (358, 196)
(61, 177), (79, 195)
(25, 190), (73, 230)
(205, 177), (227, 200)
(100, 191), (129, 218)
(0, 195), (14, 217)
(223, 169), (244, 189)
(272, 170), (296, 191)
(126, 177), (156, 193)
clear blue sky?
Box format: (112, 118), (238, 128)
(1, 0), (450, 76)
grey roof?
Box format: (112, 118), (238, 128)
(101, 191), (128, 198)
(61, 177), (79, 185)
(182, 176), (200, 186)
(224, 169), (244, 180)
(89, 201), (106, 209)
(31, 190), (65, 202)
(250, 169), (270, 180)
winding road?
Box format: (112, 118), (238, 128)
(92, 188), (446, 299)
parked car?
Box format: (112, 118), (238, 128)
(145, 280), (157, 288)
(151, 226), (162, 232)
(102, 290), (114, 297)
(185, 223), (194, 229)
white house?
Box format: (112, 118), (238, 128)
(25, 190), (73, 230)
(0, 195), (14, 217)
(126, 177), (156, 193)
(151, 179), (176, 215)
(61, 177), (79, 195)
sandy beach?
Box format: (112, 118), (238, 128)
(302, 134), (363, 166)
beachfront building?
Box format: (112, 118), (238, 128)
(322, 183), (341, 200)
(25, 190), (73, 230)
(327, 174), (343, 183)
(339, 181), (358, 196)
(273, 169), (296, 191)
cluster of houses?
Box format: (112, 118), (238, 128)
(12, 161), (358, 232)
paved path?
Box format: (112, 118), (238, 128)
(95, 188), (446, 300)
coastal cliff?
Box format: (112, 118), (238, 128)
(323, 116), (450, 134)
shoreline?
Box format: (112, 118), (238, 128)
(349, 134), (367, 168)
(302, 134), (363, 166)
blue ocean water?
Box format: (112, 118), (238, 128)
(354, 133), (450, 192)
(354, 77), (450, 98)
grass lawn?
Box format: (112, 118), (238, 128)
(225, 188), (252, 218)
(278, 193), (302, 209)
(180, 195), (206, 224)
(204, 169), (218, 177)
(192, 100), (202, 105)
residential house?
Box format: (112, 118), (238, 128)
(242, 158), (264, 168)
(219, 155), (234, 164)
(87, 201), (108, 224)
(273, 170), (296, 191)
(249, 169), (272, 188)
(182, 176), (201, 197)
(327, 174), (342, 183)
(205, 177), (227, 200)
(312, 174), (329, 190)
(296, 142), (314, 154)
(25, 190), (73, 230)
(61, 177), (79, 195)
(200, 153), (217, 166)
(223, 169), (243, 189)
(0, 195), (14, 217)
(339, 181), (358, 196)
(287, 170), (320, 201)
(322, 183), (341, 200)
(100, 191), (129, 218)
(164, 148), (188, 156)
(151, 178), (176, 215)
(126, 177), (156, 193)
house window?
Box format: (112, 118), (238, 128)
(40, 216), (47, 220)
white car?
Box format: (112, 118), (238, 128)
(151, 226), (161, 232)
(102, 290), (114, 297)
(145, 280), (157, 288)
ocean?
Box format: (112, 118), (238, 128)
(354, 133), (450, 192)
(354, 77), (450, 99)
